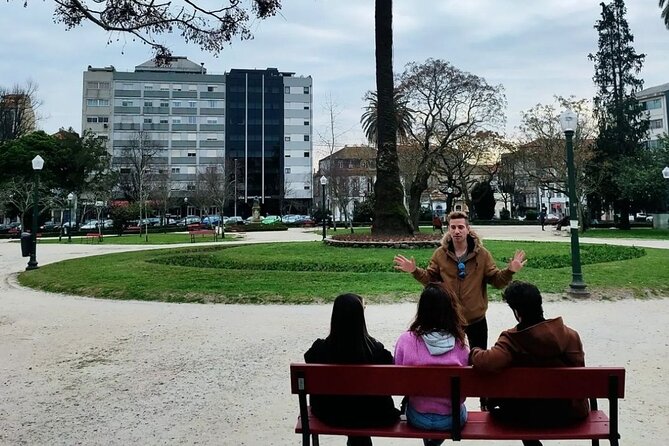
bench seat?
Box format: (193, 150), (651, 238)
(297, 409), (612, 440)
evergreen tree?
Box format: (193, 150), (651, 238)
(588, 0), (648, 229)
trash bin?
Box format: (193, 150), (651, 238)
(20, 232), (32, 257)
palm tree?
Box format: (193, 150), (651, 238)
(661, 0), (669, 29)
(360, 90), (414, 145)
(371, 0), (412, 235)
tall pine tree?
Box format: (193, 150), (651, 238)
(588, 0), (648, 229)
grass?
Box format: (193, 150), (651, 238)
(18, 240), (669, 304)
(582, 228), (669, 240)
(39, 232), (240, 245)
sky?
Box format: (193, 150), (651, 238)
(1, 0), (667, 160)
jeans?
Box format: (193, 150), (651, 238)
(406, 403), (468, 446)
(465, 317), (488, 350)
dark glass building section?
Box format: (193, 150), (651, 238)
(226, 68), (284, 216)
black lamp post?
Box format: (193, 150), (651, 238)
(320, 175), (328, 241)
(67, 192), (74, 242)
(559, 109), (588, 297)
(26, 155), (44, 271)
(184, 197), (188, 231)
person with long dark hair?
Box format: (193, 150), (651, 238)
(304, 293), (400, 446)
(394, 284), (470, 446)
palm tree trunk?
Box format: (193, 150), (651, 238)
(372, 0), (412, 235)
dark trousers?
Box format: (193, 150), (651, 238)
(465, 317), (488, 350)
(522, 441), (542, 446)
(347, 436), (372, 446)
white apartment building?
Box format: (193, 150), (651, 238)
(637, 82), (669, 149)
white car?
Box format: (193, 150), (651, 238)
(80, 220), (99, 230)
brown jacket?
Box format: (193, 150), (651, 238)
(470, 317), (590, 421)
(411, 231), (514, 324)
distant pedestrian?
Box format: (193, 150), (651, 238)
(539, 207), (547, 231)
(432, 214), (443, 234)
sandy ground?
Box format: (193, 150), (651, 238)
(1, 227), (668, 445)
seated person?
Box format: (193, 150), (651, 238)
(394, 284), (469, 446)
(469, 281), (589, 446)
(304, 293), (400, 446)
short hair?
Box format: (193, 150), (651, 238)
(502, 281), (544, 321)
(447, 211), (469, 223)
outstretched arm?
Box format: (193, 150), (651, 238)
(393, 254), (416, 273)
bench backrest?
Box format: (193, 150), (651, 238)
(290, 364), (625, 400)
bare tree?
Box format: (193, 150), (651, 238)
(0, 81), (41, 141)
(18, 0), (283, 60)
(0, 178), (51, 231)
(397, 59), (506, 229)
(196, 161), (234, 236)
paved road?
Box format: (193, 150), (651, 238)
(0, 227), (667, 445)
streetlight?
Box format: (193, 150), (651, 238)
(559, 109), (588, 297)
(26, 155), (44, 271)
(183, 197), (188, 231)
(67, 192), (74, 242)
(320, 175), (328, 241)
(663, 167), (669, 217)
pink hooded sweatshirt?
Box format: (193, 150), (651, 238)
(394, 331), (469, 415)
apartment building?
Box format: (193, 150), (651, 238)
(637, 81), (669, 149)
(82, 58), (313, 216)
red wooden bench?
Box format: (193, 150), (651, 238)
(290, 364), (624, 446)
(83, 232), (103, 243)
(188, 229), (218, 242)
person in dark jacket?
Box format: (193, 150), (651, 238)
(304, 293), (400, 446)
(469, 281), (589, 446)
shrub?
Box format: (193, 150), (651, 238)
(525, 209), (538, 221)
(500, 208), (510, 220)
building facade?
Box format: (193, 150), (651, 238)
(637, 82), (669, 149)
(82, 58), (312, 216)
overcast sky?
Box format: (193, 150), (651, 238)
(1, 0), (667, 159)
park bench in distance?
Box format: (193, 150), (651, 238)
(290, 364), (625, 446)
(83, 232), (103, 243)
(188, 225), (218, 242)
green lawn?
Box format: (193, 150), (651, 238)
(582, 228), (669, 240)
(18, 241), (669, 304)
(39, 232), (240, 245)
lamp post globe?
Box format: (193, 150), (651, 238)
(183, 197), (189, 231)
(559, 109), (588, 297)
(26, 155), (44, 271)
(320, 175), (328, 241)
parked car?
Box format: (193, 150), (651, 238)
(225, 216), (245, 225)
(176, 216), (201, 226)
(40, 221), (62, 231)
(80, 220), (100, 230)
(261, 215), (282, 225)
(201, 215), (222, 228)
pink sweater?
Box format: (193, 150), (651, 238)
(394, 331), (469, 415)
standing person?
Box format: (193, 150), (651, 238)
(394, 284), (470, 446)
(304, 293), (400, 446)
(394, 211), (526, 351)
(432, 213), (443, 234)
(539, 206), (547, 231)
(469, 281), (589, 446)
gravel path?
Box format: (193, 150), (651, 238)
(1, 227), (667, 445)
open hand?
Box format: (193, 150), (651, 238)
(393, 254), (416, 273)
(508, 249), (527, 273)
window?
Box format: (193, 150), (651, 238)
(208, 100), (218, 108)
(206, 134), (218, 141)
(160, 84), (169, 91)
(87, 117), (97, 123)
(87, 81), (110, 89)
(644, 99), (662, 110)
(172, 101), (182, 107)
(171, 167), (181, 174)
(123, 83), (134, 90)
(144, 118), (153, 124)
(172, 117), (182, 124)
(122, 100), (134, 107)
(304, 185), (311, 190)
(144, 101), (153, 107)
(284, 136), (291, 142)
(650, 119), (663, 129)
(285, 154), (291, 157)
(144, 84), (154, 90)
(207, 86), (216, 92)
(303, 135), (310, 141)
(206, 117), (218, 124)
(86, 99), (109, 106)
(284, 86), (290, 94)
(285, 168), (291, 174)
(187, 116), (197, 124)
(304, 152), (310, 157)
(303, 86), (310, 94)
(304, 121), (309, 126)
(173, 84), (182, 91)
(188, 101), (197, 108)
(159, 118), (169, 124)
(304, 105), (310, 110)
(97, 135), (108, 141)
(160, 101), (169, 107)
(188, 84), (197, 91)
(187, 151), (196, 157)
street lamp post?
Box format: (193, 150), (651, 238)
(320, 175), (328, 241)
(26, 155), (44, 271)
(67, 192), (74, 242)
(183, 197), (188, 231)
(559, 109), (588, 297)
(234, 158), (238, 217)
(663, 167), (669, 218)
